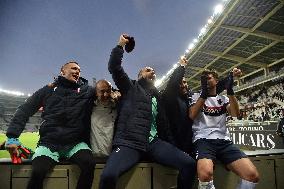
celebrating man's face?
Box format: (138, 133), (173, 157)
(138, 67), (156, 83)
(61, 62), (81, 83)
(180, 77), (188, 96)
(207, 74), (218, 89)
(96, 80), (112, 104)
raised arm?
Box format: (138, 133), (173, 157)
(227, 95), (240, 117)
(163, 56), (187, 98)
(225, 71), (240, 117)
(108, 35), (133, 93)
(217, 68), (242, 94)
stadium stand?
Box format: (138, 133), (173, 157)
(236, 78), (284, 121)
(163, 0), (284, 140)
(0, 93), (41, 133)
(174, 0), (284, 94)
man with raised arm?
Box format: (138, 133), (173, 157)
(161, 56), (194, 153)
(99, 34), (196, 189)
(161, 57), (242, 155)
(189, 69), (259, 189)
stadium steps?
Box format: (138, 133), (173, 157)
(0, 123), (40, 132)
(273, 99), (284, 107)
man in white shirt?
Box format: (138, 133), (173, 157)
(90, 80), (120, 157)
(189, 69), (259, 189)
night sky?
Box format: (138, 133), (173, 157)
(0, 0), (220, 94)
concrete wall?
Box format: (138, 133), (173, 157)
(0, 154), (283, 189)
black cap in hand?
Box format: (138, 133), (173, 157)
(124, 36), (135, 53)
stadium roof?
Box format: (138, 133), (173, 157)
(183, 0), (284, 90)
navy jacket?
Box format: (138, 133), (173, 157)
(6, 76), (95, 151)
(108, 46), (173, 151)
(161, 66), (193, 153)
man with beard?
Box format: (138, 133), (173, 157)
(99, 34), (196, 189)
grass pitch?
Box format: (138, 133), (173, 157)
(0, 132), (39, 158)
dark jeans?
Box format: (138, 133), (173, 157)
(27, 149), (96, 189)
(99, 138), (196, 189)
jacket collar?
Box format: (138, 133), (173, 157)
(55, 76), (87, 89)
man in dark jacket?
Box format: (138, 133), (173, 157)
(162, 57), (242, 154)
(161, 56), (194, 154)
(5, 61), (96, 189)
(99, 34), (196, 189)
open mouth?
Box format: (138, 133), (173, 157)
(73, 74), (79, 81)
(149, 74), (156, 81)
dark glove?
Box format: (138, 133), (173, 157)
(124, 36), (135, 53)
(226, 72), (235, 95)
(200, 75), (208, 99)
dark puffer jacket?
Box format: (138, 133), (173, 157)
(6, 76), (95, 151)
(108, 46), (173, 152)
(161, 66), (193, 153)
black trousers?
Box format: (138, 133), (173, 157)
(99, 138), (196, 189)
(27, 149), (96, 189)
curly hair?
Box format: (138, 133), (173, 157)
(201, 69), (219, 80)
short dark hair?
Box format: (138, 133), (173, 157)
(61, 61), (79, 72)
(201, 69), (219, 80)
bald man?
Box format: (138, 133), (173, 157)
(90, 80), (120, 157)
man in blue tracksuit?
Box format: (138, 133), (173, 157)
(99, 34), (196, 189)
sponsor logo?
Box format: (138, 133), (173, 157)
(202, 104), (226, 116)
